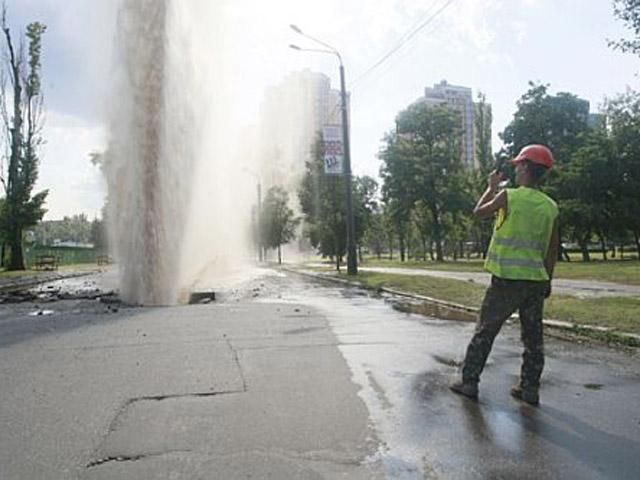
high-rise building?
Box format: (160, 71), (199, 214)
(257, 70), (344, 191)
(422, 80), (476, 169)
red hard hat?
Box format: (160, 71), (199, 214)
(511, 144), (554, 169)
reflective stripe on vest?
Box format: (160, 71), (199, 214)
(486, 253), (545, 270)
(493, 237), (546, 251)
(484, 187), (558, 281)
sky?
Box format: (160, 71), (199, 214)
(6, 0), (639, 220)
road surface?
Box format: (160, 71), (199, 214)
(0, 269), (638, 479)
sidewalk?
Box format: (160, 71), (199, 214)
(0, 295), (383, 479)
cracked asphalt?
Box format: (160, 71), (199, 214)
(0, 269), (638, 479)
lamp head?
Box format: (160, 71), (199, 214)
(290, 24), (303, 34)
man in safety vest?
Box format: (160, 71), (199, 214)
(450, 144), (559, 406)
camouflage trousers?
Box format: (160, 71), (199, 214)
(461, 276), (548, 392)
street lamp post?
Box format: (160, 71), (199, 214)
(242, 166), (263, 262)
(289, 25), (358, 275)
(256, 181), (263, 262)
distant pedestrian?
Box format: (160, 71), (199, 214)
(450, 144), (559, 406)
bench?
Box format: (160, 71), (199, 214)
(34, 254), (59, 271)
(96, 254), (112, 266)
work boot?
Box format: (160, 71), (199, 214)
(449, 380), (478, 400)
(510, 385), (539, 406)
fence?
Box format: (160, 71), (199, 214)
(24, 246), (101, 268)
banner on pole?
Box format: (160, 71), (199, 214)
(323, 125), (344, 175)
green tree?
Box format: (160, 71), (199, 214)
(604, 89), (640, 258)
(558, 127), (617, 261)
(500, 83), (589, 162)
(469, 92), (495, 257)
(609, 0), (640, 55)
(353, 175), (378, 262)
(299, 136), (347, 270)
(0, 12), (48, 270)
(260, 186), (299, 264)
(363, 208), (386, 260)
(410, 200), (433, 261)
(381, 103), (467, 261)
(379, 133), (414, 261)
(299, 136), (375, 269)
(501, 83), (591, 261)
(475, 92), (493, 174)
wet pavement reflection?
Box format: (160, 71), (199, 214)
(258, 274), (640, 480)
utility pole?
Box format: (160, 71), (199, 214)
(257, 181), (263, 262)
(289, 25), (358, 275)
(339, 64), (357, 275)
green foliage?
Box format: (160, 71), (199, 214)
(299, 136), (377, 270)
(260, 186), (299, 264)
(378, 79), (640, 264)
(1, 14), (48, 270)
(500, 82), (589, 162)
(380, 103), (473, 261)
(474, 92), (493, 175)
(609, 0), (640, 55)
(299, 136), (346, 267)
(32, 214), (96, 246)
(363, 210), (386, 259)
(25, 22), (46, 97)
(604, 90), (640, 245)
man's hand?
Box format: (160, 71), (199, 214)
(544, 280), (552, 299)
(488, 170), (504, 193)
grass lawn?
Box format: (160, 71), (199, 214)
(338, 271), (640, 334)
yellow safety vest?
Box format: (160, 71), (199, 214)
(485, 187), (558, 281)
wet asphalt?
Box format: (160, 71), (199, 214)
(0, 269), (638, 479)
(258, 274), (640, 479)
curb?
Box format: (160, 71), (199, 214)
(283, 267), (640, 347)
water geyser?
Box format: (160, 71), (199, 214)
(105, 0), (254, 305)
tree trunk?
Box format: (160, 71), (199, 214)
(434, 235), (443, 262)
(428, 241), (434, 261)
(634, 230), (640, 260)
(399, 235), (405, 262)
(277, 245), (282, 264)
(578, 238), (590, 262)
(620, 244), (624, 260)
(597, 232), (607, 261)
(430, 207), (444, 262)
(7, 225), (24, 271)
(422, 237), (427, 262)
